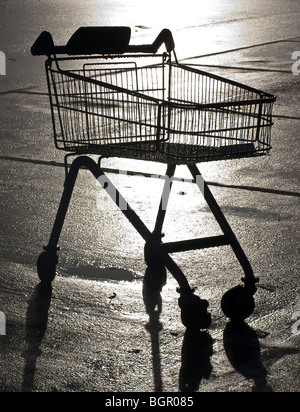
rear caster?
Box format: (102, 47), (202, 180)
(37, 248), (58, 284)
(178, 290), (211, 331)
(221, 285), (255, 323)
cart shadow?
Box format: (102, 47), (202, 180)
(223, 321), (273, 392)
(22, 283), (52, 392)
(179, 330), (213, 392)
(142, 266), (214, 392)
(142, 267), (165, 392)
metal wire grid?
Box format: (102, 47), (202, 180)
(48, 61), (165, 150)
(165, 64), (274, 156)
(46, 57), (275, 163)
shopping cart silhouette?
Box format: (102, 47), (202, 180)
(32, 27), (276, 329)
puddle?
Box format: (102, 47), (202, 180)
(61, 265), (136, 282)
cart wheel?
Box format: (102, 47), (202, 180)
(221, 285), (255, 322)
(178, 291), (211, 331)
(37, 250), (58, 284)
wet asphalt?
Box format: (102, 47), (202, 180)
(0, 0), (299, 393)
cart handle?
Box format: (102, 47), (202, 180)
(128, 29), (175, 53)
(31, 27), (175, 56)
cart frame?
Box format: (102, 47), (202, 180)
(32, 27), (276, 327)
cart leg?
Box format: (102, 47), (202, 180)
(153, 163), (177, 238)
(143, 162), (211, 330)
(144, 163), (176, 274)
(37, 156), (82, 284)
(94, 156), (211, 329)
(38, 156), (211, 329)
(188, 163), (258, 322)
(94, 158), (189, 291)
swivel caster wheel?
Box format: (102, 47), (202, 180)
(221, 285), (255, 323)
(178, 291), (211, 331)
(37, 249), (58, 284)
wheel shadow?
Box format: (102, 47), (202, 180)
(223, 321), (273, 392)
(142, 266), (274, 393)
(142, 266), (165, 392)
(142, 265), (214, 392)
(22, 283), (52, 392)
(179, 330), (213, 392)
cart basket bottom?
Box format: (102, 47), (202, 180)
(61, 141), (269, 164)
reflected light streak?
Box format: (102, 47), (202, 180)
(92, 0), (236, 31)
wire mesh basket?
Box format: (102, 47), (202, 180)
(40, 27), (275, 164)
(32, 27), (277, 328)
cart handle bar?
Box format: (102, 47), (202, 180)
(31, 26), (175, 56)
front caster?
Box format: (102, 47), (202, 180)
(178, 290), (212, 331)
(221, 285), (256, 323)
(37, 249), (58, 284)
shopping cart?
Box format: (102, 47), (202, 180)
(32, 27), (276, 328)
